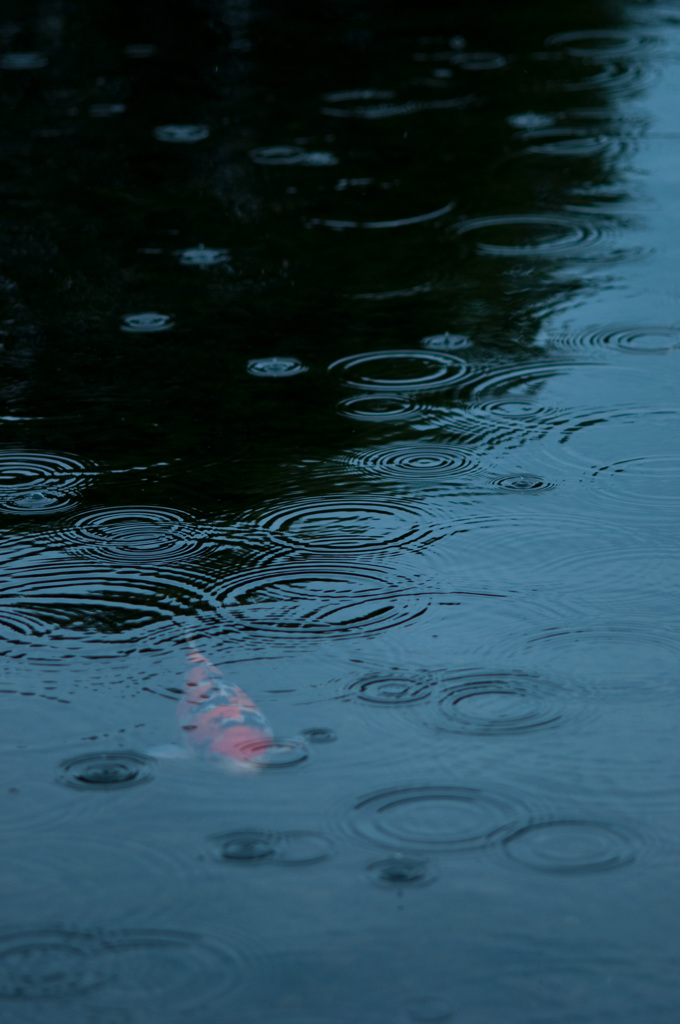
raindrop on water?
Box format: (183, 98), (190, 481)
(178, 245), (231, 267)
(152, 124), (210, 143)
(247, 357), (309, 378)
(120, 312), (174, 333)
(367, 855), (437, 888)
(57, 752), (156, 790)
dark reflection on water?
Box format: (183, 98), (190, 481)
(1, 0), (679, 1020)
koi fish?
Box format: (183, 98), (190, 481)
(178, 649), (272, 770)
(151, 647), (273, 772)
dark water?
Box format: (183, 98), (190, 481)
(1, 0), (679, 1020)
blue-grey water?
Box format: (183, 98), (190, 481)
(1, 0), (679, 1020)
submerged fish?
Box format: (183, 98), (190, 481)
(149, 647), (273, 772)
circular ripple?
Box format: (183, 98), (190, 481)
(455, 213), (599, 257)
(57, 752), (156, 790)
(367, 855), (437, 888)
(0, 929), (108, 998)
(432, 672), (563, 735)
(351, 785), (519, 852)
(345, 442), (479, 480)
(210, 829), (330, 864)
(329, 350), (467, 391)
(0, 52), (48, 70)
(301, 727), (337, 744)
(247, 357), (308, 378)
(504, 624), (680, 697)
(178, 245), (230, 267)
(420, 332), (473, 351)
(152, 124), (210, 143)
(347, 672), (435, 706)
(504, 820), (637, 872)
(245, 496), (431, 552)
(120, 312), (173, 334)
(592, 455), (680, 508)
(211, 562), (428, 640)
(336, 394), (421, 421)
(0, 559), (206, 659)
(0, 450), (93, 498)
(249, 737), (310, 769)
(547, 324), (680, 354)
(491, 474), (554, 491)
(58, 506), (206, 565)
(96, 929), (243, 1010)
(545, 29), (649, 58)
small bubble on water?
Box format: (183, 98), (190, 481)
(120, 312), (174, 334)
(153, 124), (210, 143)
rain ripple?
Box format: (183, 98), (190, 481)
(329, 350), (468, 391)
(0, 449), (94, 514)
(341, 442), (480, 481)
(544, 324), (680, 354)
(454, 212), (641, 262)
(503, 820), (640, 873)
(349, 784), (523, 852)
(0, 926), (245, 1018)
(208, 561), (429, 644)
(55, 506), (210, 565)
(0, 558), (209, 657)
(56, 752), (156, 790)
(238, 495), (436, 553)
(336, 394), (422, 422)
(425, 671), (566, 735)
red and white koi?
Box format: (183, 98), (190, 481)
(176, 648), (273, 771)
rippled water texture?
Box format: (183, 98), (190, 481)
(1, 0), (679, 1021)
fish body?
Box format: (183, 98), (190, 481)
(177, 650), (272, 770)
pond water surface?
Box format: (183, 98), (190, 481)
(1, 0), (679, 1021)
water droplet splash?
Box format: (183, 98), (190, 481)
(367, 855), (437, 888)
(120, 312), (174, 334)
(247, 357), (309, 378)
(178, 245), (231, 267)
(210, 829), (331, 864)
(56, 752), (156, 790)
(491, 474), (554, 491)
(421, 332), (473, 351)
